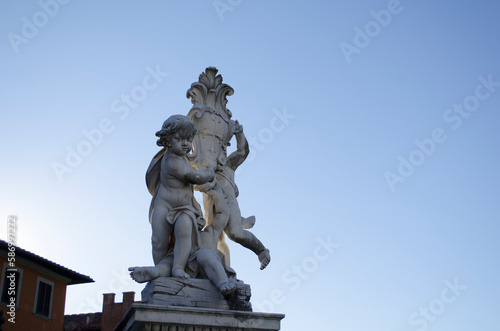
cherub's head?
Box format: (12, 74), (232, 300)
(156, 115), (197, 150)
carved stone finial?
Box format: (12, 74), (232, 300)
(186, 67), (233, 121)
(186, 67), (235, 170)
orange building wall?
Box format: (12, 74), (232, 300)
(0, 255), (67, 331)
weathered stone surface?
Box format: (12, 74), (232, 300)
(127, 69), (283, 329)
(141, 277), (251, 312)
(115, 304), (285, 331)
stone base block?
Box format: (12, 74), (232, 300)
(141, 277), (251, 311)
(114, 303), (285, 331)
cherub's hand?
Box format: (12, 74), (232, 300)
(197, 217), (206, 230)
(195, 179), (216, 193)
(233, 120), (243, 134)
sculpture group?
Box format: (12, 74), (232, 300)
(129, 68), (270, 298)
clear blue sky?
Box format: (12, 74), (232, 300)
(1, 1), (500, 330)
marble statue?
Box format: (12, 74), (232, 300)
(129, 115), (236, 296)
(186, 67), (270, 270)
(129, 67), (270, 301)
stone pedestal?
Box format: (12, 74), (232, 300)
(141, 277), (252, 311)
(114, 304), (285, 331)
(115, 278), (284, 330)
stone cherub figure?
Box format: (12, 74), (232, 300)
(130, 68), (272, 301)
(186, 67), (271, 271)
(200, 121), (270, 270)
(129, 115), (236, 296)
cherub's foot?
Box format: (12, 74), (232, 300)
(219, 280), (236, 299)
(241, 216), (255, 229)
(128, 266), (160, 283)
(258, 249), (271, 270)
(172, 268), (190, 279)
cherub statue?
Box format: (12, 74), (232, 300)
(200, 121), (271, 270)
(186, 67), (271, 270)
(129, 115), (236, 296)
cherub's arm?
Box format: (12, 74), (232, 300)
(184, 168), (215, 185)
(227, 121), (249, 171)
(166, 156), (215, 185)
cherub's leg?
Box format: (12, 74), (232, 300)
(205, 186), (233, 266)
(225, 223), (267, 257)
(172, 213), (193, 279)
(155, 256), (173, 277)
(151, 205), (172, 265)
(196, 247), (235, 298)
(205, 186), (231, 243)
(217, 232), (231, 266)
(224, 200), (271, 270)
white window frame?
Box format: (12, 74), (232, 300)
(33, 276), (54, 319)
